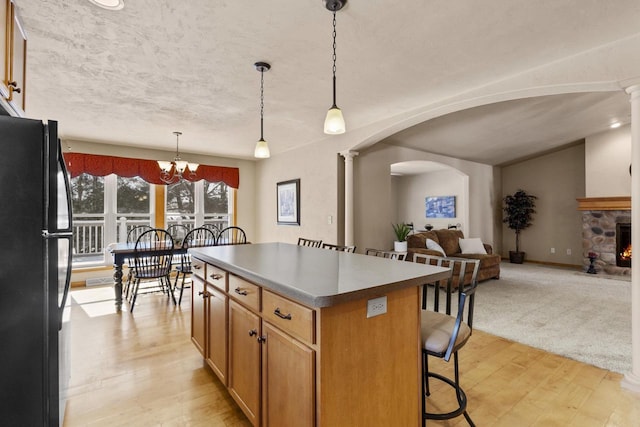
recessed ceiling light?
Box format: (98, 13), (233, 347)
(87, 0), (124, 10)
(610, 122), (622, 129)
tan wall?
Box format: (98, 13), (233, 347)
(254, 142), (340, 245)
(585, 124), (631, 197)
(396, 169), (468, 233)
(501, 144), (585, 265)
(354, 143), (497, 253)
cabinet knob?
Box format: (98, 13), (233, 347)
(257, 335), (267, 343)
(248, 329), (257, 337)
(234, 287), (248, 296)
(210, 273), (223, 280)
(8, 81), (21, 93)
(198, 290), (210, 298)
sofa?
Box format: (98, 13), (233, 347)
(407, 229), (500, 288)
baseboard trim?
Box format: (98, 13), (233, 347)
(500, 258), (582, 270)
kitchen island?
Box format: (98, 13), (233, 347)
(189, 242), (450, 427)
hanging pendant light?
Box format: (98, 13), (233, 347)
(157, 131), (199, 184)
(254, 62), (271, 159)
(324, 0), (347, 135)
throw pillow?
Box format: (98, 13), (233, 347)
(426, 238), (446, 257)
(459, 237), (487, 254)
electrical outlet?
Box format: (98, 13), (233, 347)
(367, 296), (387, 318)
(550, 248), (555, 254)
(328, 215), (333, 225)
(566, 248), (572, 255)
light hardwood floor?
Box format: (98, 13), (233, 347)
(64, 286), (640, 426)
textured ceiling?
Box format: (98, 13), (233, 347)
(15, 0), (640, 163)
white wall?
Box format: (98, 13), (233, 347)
(395, 169), (468, 232)
(585, 124), (631, 197)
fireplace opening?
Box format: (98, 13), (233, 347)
(616, 223), (631, 267)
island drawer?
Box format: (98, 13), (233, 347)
(262, 290), (315, 344)
(206, 264), (228, 292)
(192, 258), (206, 280)
(229, 274), (260, 311)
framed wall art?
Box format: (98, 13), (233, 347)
(277, 179), (300, 225)
(425, 195), (456, 218)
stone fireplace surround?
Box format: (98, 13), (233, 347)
(578, 197), (631, 276)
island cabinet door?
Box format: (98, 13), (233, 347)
(206, 284), (228, 385)
(261, 322), (315, 427)
(191, 276), (207, 356)
(228, 300), (261, 427)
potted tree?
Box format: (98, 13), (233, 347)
(392, 223), (411, 252)
(503, 189), (537, 264)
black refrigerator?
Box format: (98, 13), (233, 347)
(0, 116), (73, 426)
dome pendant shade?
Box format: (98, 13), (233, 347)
(324, 106), (346, 134)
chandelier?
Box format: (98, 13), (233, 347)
(157, 131), (199, 184)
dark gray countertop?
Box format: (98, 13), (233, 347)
(189, 242), (450, 308)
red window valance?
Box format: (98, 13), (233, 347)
(63, 152), (240, 188)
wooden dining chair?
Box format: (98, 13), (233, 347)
(321, 243), (356, 253)
(202, 223), (221, 238)
(297, 237), (322, 248)
(123, 225), (153, 299)
(173, 227), (217, 305)
(167, 224), (190, 244)
(216, 226), (247, 245)
(129, 228), (174, 312)
(414, 255), (480, 426)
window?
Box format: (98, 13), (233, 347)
(71, 174), (154, 266)
(71, 173), (232, 267)
(70, 173), (105, 264)
(204, 181), (229, 230)
(166, 180), (195, 229)
(116, 176), (152, 245)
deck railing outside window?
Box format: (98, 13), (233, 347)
(72, 214), (105, 262)
(71, 213), (229, 266)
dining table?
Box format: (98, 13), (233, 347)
(108, 242), (187, 311)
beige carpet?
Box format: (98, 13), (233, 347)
(469, 262), (631, 374)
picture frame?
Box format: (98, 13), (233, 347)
(425, 195), (456, 218)
(277, 179), (300, 225)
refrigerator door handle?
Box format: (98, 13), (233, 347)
(42, 230), (73, 239)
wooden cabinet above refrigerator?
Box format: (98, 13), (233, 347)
(2, 0), (27, 117)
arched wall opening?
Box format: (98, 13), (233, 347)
(348, 83), (628, 256)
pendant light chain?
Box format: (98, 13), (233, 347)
(331, 10), (337, 106)
(323, 0), (346, 135)
(253, 61), (271, 158)
(260, 67), (265, 140)
(174, 131), (181, 158)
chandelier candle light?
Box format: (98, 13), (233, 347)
(323, 0), (347, 134)
(157, 131), (199, 184)
(254, 62), (271, 158)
